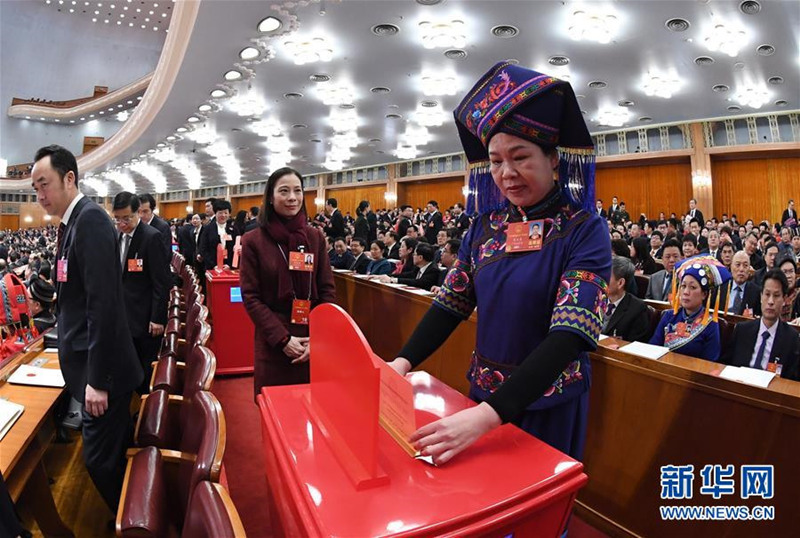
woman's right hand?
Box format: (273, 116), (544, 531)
(282, 336), (309, 359)
(387, 357), (412, 376)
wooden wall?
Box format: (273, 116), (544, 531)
(159, 201), (189, 221)
(325, 184), (386, 216)
(712, 157), (800, 223)
(232, 195), (262, 214)
(595, 162), (693, 221)
(0, 215), (19, 230)
(304, 192), (319, 215)
(397, 175), (465, 211)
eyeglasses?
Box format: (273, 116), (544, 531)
(113, 214), (136, 223)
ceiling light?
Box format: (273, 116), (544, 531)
(69, 120), (75, 123)
(568, 9), (618, 44)
(198, 104), (213, 112)
(240, 47), (260, 60)
(703, 21), (747, 57)
(400, 124), (431, 147)
(329, 107), (358, 132)
(228, 88), (267, 117)
(265, 135), (291, 154)
(413, 105), (448, 127)
(538, 64), (572, 82)
(187, 123), (218, 145)
(258, 16), (281, 33)
(421, 72), (458, 96)
(166, 135), (176, 141)
(735, 85), (770, 108)
(395, 145), (418, 160)
(250, 118), (283, 138)
(224, 70), (242, 81)
(316, 82), (355, 106)
(176, 127), (188, 133)
(283, 36), (333, 65)
(323, 159), (344, 171)
(187, 116), (201, 123)
(642, 70), (682, 99)
(116, 110), (130, 122)
(595, 107), (630, 127)
(418, 19), (465, 49)
(210, 89), (227, 98)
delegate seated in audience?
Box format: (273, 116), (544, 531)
(650, 230), (664, 260)
(431, 238), (461, 293)
(753, 241), (780, 288)
(348, 237), (370, 274)
(790, 228), (800, 264)
(611, 238), (631, 258)
(649, 256), (730, 362)
(719, 241), (734, 270)
(395, 237), (418, 274)
(602, 257), (651, 342)
(630, 236), (658, 275)
(366, 240), (394, 276)
(744, 231), (765, 271)
(776, 255), (799, 322)
(722, 269), (800, 379)
(384, 231), (401, 259)
(681, 233), (699, 258)
(646, 238), (682, 302)
(716, 251), (762, 317)
(329, 237), (355, 269)
(27, 277), (56, 333)
(374, 242), (439, 291)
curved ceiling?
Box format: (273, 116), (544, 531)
(3, 0), (799, 195)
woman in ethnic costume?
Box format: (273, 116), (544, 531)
(649, 255), (731, 361)
(388, 62), (611, 465)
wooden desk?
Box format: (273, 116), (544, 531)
(334, 272), (800, 536)
(0, 340), (74, 537)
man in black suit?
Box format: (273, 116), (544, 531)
(348, 237), (371, 274)
(646, 239), (682, 301)
(602, 257), (652, 342)
(781, 199), (796, 227)
(245, 206), (260, 233)
(112, 192), (170, 393)
(452, 203), (470, 237)
(366, 207), (378, 243)
(178, 214), (202, 263)
(424, 200), (443, 244)
(323, 198), (345, 239)
(396, 205), (414, 238)
(137, 193), (172, 259)
(722, 269), (800, 379)
(329, 237), (355, 269)
(384, 231), (401, 260)
(608, 196), (620, 220)
(716, 251), (762, 316)
(31, 145), (142, 512)
(198, 199), (238, 270)
(753, 242), (780, 288)
(375, 242), (440, 291)
(687, 198), (704, 228)
(595, 199), (608, 219)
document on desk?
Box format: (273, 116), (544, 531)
(8, 364), (66, 388)
(618, 341), (670, 360)
(718, 366), (775, 388)
(0, 399), (24, 441)
(44, 348), (59, 354)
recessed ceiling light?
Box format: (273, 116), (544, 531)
(768, 76), (784, 85)
(284, 92), (303, 99)
(727, 105), (742, 111)
(694, 56), (714, 65)
(156, 143), (166, 148)
(548, 55), (570, 66)
(385, 113), (402, 119)
(665, 18), (690, 32)
(310, 138), (322, 143)
(339, 103), (355, 109)
(774, 99), (788, 106)
(224, 70), (242, 81)
(99, 111), (104, 114)
(210, 89), (227, 98)
(712, 84), (730, 92)
(421, 100), (438, 108)
(588, 80), (607, 89)
(444, 49), (468, 60)
(166, 135), (176, 141)
(372, 23), (400, 36)
(239, 47), (260, 60)
(756, 44), (775, 56)
(370, 86), (391, 94)
(638, 116), (653, 122)
(198, 104), (213, 112)
(309, 74), (331, 82)
(176, 127), (188, 132)
(258, 16), (281, 33)
(618, 99), (635, 107)
(292, 123), (308, 129)
(491, 25), (519, 38)
(739, 1), (761, 15)
(187, 116), (200, 122)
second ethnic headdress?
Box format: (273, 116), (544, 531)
(671, 255), (733, 326)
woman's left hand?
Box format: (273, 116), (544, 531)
(291, 341), (310, 364)
(409, 402), (502, 465)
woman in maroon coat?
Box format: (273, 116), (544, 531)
(239, 167), (336, 397)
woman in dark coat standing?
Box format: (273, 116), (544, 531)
(354, 200), (370, 240)
(240, 167), (336, 397)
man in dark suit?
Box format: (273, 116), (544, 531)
(687, 198), (704, 228)
(178, 214), (202, 263)
(366, 207), (378, 243)
(348, 237), (371, 274)
(452, 203), (470, 237)
(646, 239), (682, 301)
(384, 231), (401, 260)
(722, 269), (800, 379)
(137, 193), (172, 259)
(375, 242), (440, 291)
(424, 200), (443, 244)
(595, 199), (608, 219)
(781, 199), (796, 227)
(31, 145), (142, 512)
(198, 199), (238, 270)
(330, 237), (355, 269)
(323, 198), (345, 239)
(396, 205), (414, 238)
(112, 192), (170, 393)
(602, 257), (652, 342)
(716, 251), (762, 316)
(753, 242), (780, 288)
(245, 206), (260, 233)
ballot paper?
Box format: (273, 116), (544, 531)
(8, 364), (65, 388)
(43, 348), (59, 354)
(0, 399), (24, 441)
(598, 334), (609, 341)
(718, 366), (776, 388)
(618, 341), (670, 360)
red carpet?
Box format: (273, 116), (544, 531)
(213, 374), (608, 538)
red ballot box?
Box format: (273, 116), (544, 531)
(205, 268), (254, 374)
(257, 304), (587, 537)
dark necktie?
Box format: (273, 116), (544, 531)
(120, 234), (131, 269)
(754, 330), (771, 369)
(57, 222), (66, 255)
(663, 273), (672, 298)
(731, 286), (743, 313)
(603, 303), (616, 331)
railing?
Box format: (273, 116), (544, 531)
(10, 86), (109, 109)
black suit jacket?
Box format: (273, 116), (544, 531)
(781, 208), (796, 226)
(120, 223), (170, 339)
(715, 281), (762, 317)
(722, 319), (800, 379)
(324, 210), (345, 239)
(245, 219), (259, 233)
(602, 293), (652, 342)
(424, 211), (443, 244)
(145, 215), (172, 259)
(454, 213), (470, 236)
(397, 264), (440, 291)
(597, 208), (608, 219)
(689, 209), (705, 225)
(177, 223), (196, 260)
(349, 253), (370, 274)
(366, 211), (378, 242)
(354, 216), (369, 240)
(397, 217), (413, 239)
(198, 220), (238, 270)
(385, 242), (400, 260)
(55, 197), (142, 402)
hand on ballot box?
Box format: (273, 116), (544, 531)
(409, 402), (502, 465)
(387, 357), (412, 376)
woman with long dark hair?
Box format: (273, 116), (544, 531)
(631, 236), (658, 275)
(239, 167), (336, 396)
(232, 210), (248, 236)
(354, 200), (370, 240)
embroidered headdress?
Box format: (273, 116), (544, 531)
(672, 255), (733, 325)
(454, 61), (595, 215)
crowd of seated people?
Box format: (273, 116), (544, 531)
(596, 196), (800, 377)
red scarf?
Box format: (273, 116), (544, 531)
(262, 211), (316, 302)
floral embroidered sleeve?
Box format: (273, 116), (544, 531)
(432, 219), (479, 319)
(549, 217), (611, 347)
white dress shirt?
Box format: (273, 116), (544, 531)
(60, 192), (85, 226)
(750, 319), (778, 369)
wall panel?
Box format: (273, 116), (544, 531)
(159, 201), (188, 221)
(304, 192), (319, 215)
(0, 215), (19, 230)
(595, 163), (692, 221)
(397, 175), (465, 211)
(232, 195), (262, 214)
(712, 157), (800, 223)
(325, 184), (386, 217)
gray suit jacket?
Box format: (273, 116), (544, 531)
(646, 269), (670, 301)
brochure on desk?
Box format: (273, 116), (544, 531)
(0, 399), (24, 441)
(8, 364), (66, 388)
